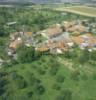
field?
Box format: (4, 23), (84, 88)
(56, 6), (96, 17)
(0, 54), (96, 100)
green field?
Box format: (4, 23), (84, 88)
(56, 6), (96, 17)
(0, 54), (96, 100)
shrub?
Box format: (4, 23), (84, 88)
(17, 46), (42, 63)
(71, 70), (80, 81)
(56, 90), (72, 100)
(56, 75), (65, 83)
(35, 84), (45, 95)
(12, 74), (28, 89)
(49, 63), (59, 76)
(0, 88), (5, 96)
(62, 90), (72, 100)
(37, 68), (46, 75)
(81, 74), (88, 80)
(52, 83), (61, 90)
(27, 91), (33, 98)
(93, 74), (96, 80)
(29, 74), (41, 86)
(16, 78), (27, 89)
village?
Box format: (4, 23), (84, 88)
(0, 3), (96, 100)
(1, 18), (96, 66)
(7, 19), (96, 59)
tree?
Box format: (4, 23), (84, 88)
(90, 51), (96, 61)
(27, 91), (33, 98)
(15, 76), (27, 89)
(35, 84), (45, 95)
(71, 70), (80, 81)
(17, 46), (41, 63)
(56, 90), (72, 100)
(56, 75), (65, 83)
(79, 49), (90, 64)
(52, 83), (61, 90)
(49, 64), (59, 76)
(64, 50), (77, 59)
(0, 71), (8, 96)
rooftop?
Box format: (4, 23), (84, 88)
(9, 37), (23, 49)
(45, 25), (63, 38)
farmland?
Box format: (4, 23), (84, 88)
(56, 6), (96, 17)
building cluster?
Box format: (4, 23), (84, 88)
(8, 31), (34, 58)
(36, 20), (96, 53)
(8, 20), (96, 56)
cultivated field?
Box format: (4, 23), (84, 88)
(56, 6), (96, 17)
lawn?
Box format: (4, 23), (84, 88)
(0, 55), (96, 100)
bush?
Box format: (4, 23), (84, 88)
(64, 50), (77, 59)
(49, 63), (59, 76)
(35, 84), (45, 95)
(0, 79), (8, 88)
(29, 74), (41, 86)
(93, 74), (96, 80)
(81, 74), (88, 80)
(78, 49), (89, 64)
(52, 83), (61, 90)
(56, 90), (72, 100)
(0, 88), (5, 96)
(27, 91), (33, 98)
(16, 78), (27, 89)
(17, 46), (42, 63)
(62, 90), (72, 100)
(12, 74), (27, 89)
(0, 78), (8, 96)
(71, 70), (80, 81)
(56, 75), (65, 83)
(0, 71), (8, 78)
(37, 68), (46, 75)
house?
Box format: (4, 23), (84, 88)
(23, 32), (33, 38)
(68, 24), (87, 33)
(62, 21), (87, 33)
(10, 31), (33, 40)
(9, 37), (23, 49)
(71, 33), (96, 49)
(36, 30), (73, 53)
(36, 39), (69, 53)
(35, 45), (49, 52)
(43, 25), (63, 38)
(62, 21), (76, 29)
(10, 32), (20, 41)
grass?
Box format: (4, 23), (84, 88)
(56, 6), (96, 17)
(0, 55), (96, 100)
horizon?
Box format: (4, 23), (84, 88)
(0, 0), (95, 4)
